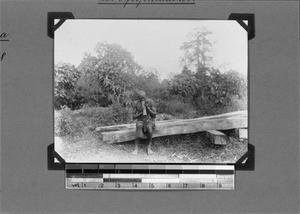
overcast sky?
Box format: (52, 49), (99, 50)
(55, 19), (247, 80)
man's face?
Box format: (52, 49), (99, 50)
(140, 95), (146, 101)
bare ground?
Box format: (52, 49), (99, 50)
(56, 132), (247, 163)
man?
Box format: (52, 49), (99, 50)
(132, 90), (157, 155)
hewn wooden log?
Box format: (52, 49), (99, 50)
(96, 111), (247, 144)
(238, 128), (248, 139)
(205, 130), (229, 145)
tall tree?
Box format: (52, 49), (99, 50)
(180, 27), (213, 73)
(77, 42), (142, 106)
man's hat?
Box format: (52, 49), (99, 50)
(137, 90), (146, 99)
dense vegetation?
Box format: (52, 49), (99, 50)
(55, 28), (247, 137)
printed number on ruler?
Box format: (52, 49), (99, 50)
(71, 183), (81, 188)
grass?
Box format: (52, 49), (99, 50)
(56, 131), (247, 163)
(55, 106), (248, 163)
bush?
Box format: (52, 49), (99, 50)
(73, 105), (113, 127)
(55, 106), (90, 137)
(194, 94), (247, 116)
(222, 95), (247, 113)
(55, 104), (133, 139)
(195, 97), (222, 116)
(54, 63), (86, 110)
(157, 99), (196, 119)
(110, 103), (133, 124)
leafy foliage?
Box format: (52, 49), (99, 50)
(55, 104), (132, 138)
(168, 66), (200, 102)
(168, 67), (247, 116)
(54, 30), (247, 136)
(55, 106), (90, 137)
(76, 42), (145, 107)
(54, 63), (86, 110)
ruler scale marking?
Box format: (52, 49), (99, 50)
(66, 164), (235, 190)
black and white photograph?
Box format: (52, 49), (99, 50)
(54, 19), (248, 163)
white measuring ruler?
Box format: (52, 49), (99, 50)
(65, 164), (235, 190)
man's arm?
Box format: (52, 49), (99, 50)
(132, 102), (143, 120)
(146, 101), (157, 118)
(133, 111), (143, 120)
